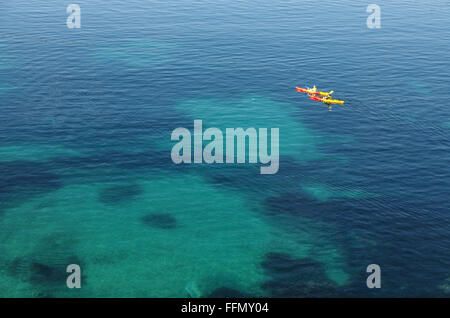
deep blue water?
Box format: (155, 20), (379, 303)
(0, 0), (449, 297)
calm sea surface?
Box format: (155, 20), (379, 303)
(0, 0), (449, 297)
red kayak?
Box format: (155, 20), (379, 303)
(296, 86), (334, 97)
(296, 86), (320, 95)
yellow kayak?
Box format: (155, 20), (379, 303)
(309, 94), (344, 104)
(323, 98), (344, 105)
(297, 86), (345, 106)
(317, 91), (334, 97)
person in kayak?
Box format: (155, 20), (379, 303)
(322, 95), (333, 110)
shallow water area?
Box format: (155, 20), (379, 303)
(0, 0), (449, 297)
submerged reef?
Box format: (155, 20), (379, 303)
(207, 287), (250, 298)
(141, 213), (177, 229)
(98, 184), (142, 205)
(261, 252), (338, 297)
(2, 233), (84, 297)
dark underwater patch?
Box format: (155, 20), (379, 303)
(4, 233), (86, 296)
(207, 287), (250, 298)
(203, 156), (336, 194)
(0, 161), (61, 193)
(5, 254), (84, 288)
(0, 161), (61, 214)
(98, 183), (142, 205)
(4, 257), (29, 277)
(261, 252), (337, 297)
(29, 261), (67, 285)
(263, 191), (365, 236)
(263, 191), (392, 261)
(141, 213), (177, 229)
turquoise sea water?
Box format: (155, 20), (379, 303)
(0, 0), (449, 297)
